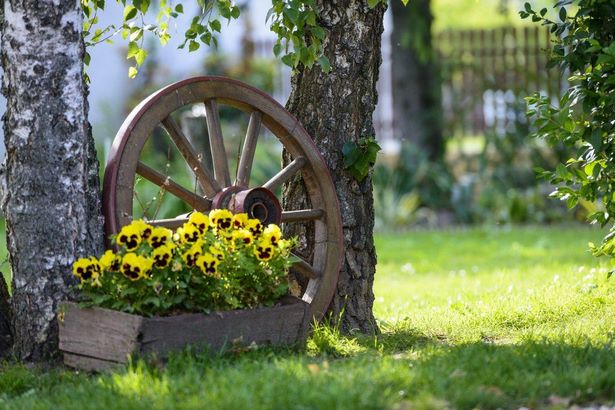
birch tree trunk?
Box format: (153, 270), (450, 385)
(1, 0), (104, 361)
(284, 0), (386, 334)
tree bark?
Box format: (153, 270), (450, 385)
(284, 0), (386, 334)
(391, 0), (444, 161)
(1, 0), (104, 362)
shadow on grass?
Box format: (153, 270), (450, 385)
(1, 333), (614, 409)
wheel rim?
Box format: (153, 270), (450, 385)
(103, 76), (343, 319)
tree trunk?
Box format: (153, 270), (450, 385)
(391, 0), (444, 161)
(284, 0), (386, 334)
(1, 0), (104, 362)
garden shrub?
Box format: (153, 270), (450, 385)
(522, 0), (615, 272)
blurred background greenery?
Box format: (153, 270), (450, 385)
(0, 0), (595, 278)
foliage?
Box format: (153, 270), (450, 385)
(72, 210), (298, 316)
(373, 143), (453, 229)
(267, 0), (330, 72)
(449, 106), (574, 225)
(2, 226), (614, 409)
(521, 1), (615, 273)
(341, 137), (381, 182)
(80, 0), (332, 77)
(81, 0), (239, 78)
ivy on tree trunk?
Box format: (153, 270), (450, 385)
(284, 0), (386, 334)
(1, 0), (103, 361)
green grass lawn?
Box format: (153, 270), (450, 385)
(1, 225), (614, 409)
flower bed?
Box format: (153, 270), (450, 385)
(60, 210), (307, 371)
(59, 299), (309, 372)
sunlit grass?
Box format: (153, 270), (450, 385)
(1, 225), (613, 409)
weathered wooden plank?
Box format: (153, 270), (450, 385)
(280, 208), (324, 223)
(236, 110), (262, 187)
(58, 302), (143, 363)
(140, 302), (310, 355)
(204, 99), (232, 187)
(161, 116), (221, 198)
(63, 353), (123, 372)
(263, 156), (306, 192)
(148, 216), (189, 229)
(290, 254), (321, 279)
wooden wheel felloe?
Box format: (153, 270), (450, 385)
(103, 76), (343, 319)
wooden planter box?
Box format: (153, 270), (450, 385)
(58, 300), (310, 371)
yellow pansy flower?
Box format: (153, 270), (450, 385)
(148, 226), (173, 248)
(188, 211), (209, 233)
(232, 229), (254, 246)
(117, 224), (141, 250)
(182, 242), (203, 266)
(209, 209), (233, 231)
(152, 245), (173, 268)
(263, 224), (282, 246)
(131, 219), (153, 240)
(209, 244), (225, 262)
(72, 257), (100, 281)
(196, 252), (220, 277)
(245, 219), (263, 237)
(177, 223), (200, 243)
(121, 253), (152, 281)
(254, 239), (274, 261)
(232, 213), (249, 229)
(99, 250), (120, 272)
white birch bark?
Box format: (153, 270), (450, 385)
(1, 0), (103, 361)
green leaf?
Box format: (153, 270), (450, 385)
(312, 26), (325, 41)
(189, 40), (200, 52)
(273, 42), (282, 57)
(174, 3), (183, 13)
(135, 48), (147, 66)
(210, 19), (221, 32)
(127, 41), (139, 58)
(231, 6), (240, 19)
(559, 6), (567, 21)
(128, 66), (138, 78)
(281, 53), (294, 67)
(342, 142), (361, 168)
(123, 5), (137, 21)
(317, 55), (331, 72)
(367, 0), (381, 8)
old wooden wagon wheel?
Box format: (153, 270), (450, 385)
(103, 76), (343, 319)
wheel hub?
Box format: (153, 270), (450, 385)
(212, 186), (282, 226)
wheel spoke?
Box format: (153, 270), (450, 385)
(236, 110), (262, 187)
(136, 162), (212, 212)
(160, 116), (221, 197)
(262, 156), (306, 192)
(281, 209), (324, 223)
(147, 216), (189, 229)
(290, 254), (321, 279)
(204, 99), (232, 187)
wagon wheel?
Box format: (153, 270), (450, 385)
(103, 76), (343, 320)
